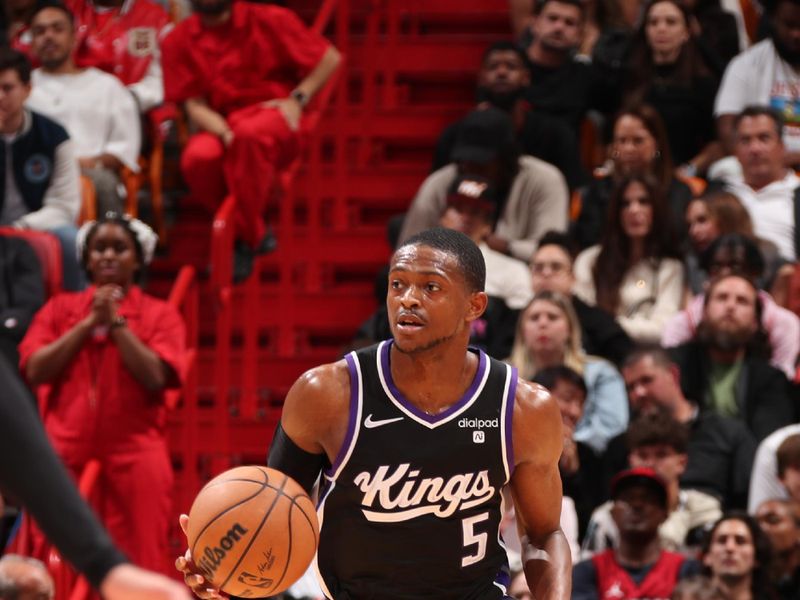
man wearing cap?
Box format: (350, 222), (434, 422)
(400, 107), (568, 262)
(583, 412), (722, 558)
(439, 174), (532, 358)
(572, 467), (702, 600)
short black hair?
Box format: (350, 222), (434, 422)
(81, 213), (146, 283)
(481, 41), (528, 67)
(700, 232), (766, 279)
(621, 345), (675, 371)
(31, 0), (75, 25)
(534, 0), (584, 17)
(398, 227), (486, 293)
(536, 230), (577, 260)
(531, 365), (587, 398)
(626, 412), (689, 454)
(734, 105), (784, 139)
(0, 48), (31, 84)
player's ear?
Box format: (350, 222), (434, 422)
(466, 291), (489, 322)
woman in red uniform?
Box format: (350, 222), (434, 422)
(19, 213), (185, 574)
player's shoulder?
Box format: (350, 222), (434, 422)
(512, 378), (558, 417)
(285, 358), (351, 416)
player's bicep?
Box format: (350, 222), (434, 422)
(279, 361), (351, 459)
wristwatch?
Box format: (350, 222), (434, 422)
(110, 315), (127, 330)
(290, 89), (308, 109)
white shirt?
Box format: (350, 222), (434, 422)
(715, 39), (800, 152)
(27, 67), (141, 171)
(480, 242), (533, 310)
(572, 245), (685, 344)
(748, 424), (800, 513)
(725, 170), (800, 260)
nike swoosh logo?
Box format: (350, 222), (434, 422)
(363, 414), (404, 429)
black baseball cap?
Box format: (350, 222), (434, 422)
(451, 107), (516, 164)
(610, 467), (669, 509)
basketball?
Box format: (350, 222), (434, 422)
(186, 465), (319, 598)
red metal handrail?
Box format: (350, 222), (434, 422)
(209, 0), (345, 448)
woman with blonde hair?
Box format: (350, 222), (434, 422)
(509, 291), (628, 454)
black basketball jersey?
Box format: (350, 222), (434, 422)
(315, 340), (517, 600)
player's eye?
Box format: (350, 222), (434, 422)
(426, 282), (440, 292)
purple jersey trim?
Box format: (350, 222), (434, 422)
(324, 352), (360, 477)
(380, 340), (488, 424)
(505, 367), (518, 476)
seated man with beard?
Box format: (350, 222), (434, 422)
(669, 273), (795, 442)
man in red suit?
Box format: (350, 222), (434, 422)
(162, 0), (341, 282)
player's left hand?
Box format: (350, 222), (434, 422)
(175, 514), (226, 599)
(263, 97), (301, 131)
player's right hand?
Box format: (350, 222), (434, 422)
(175, 514), (225, 600)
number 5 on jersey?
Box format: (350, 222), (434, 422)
(461, 512), (489, 567)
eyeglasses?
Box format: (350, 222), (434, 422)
(531, 261), (570, 275)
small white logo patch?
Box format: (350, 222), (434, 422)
(364, 414), (404, 429)
(473, 431), (485, 444)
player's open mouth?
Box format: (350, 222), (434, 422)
(396, 315), (424, 329)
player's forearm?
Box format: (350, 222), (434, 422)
(521, 529), (572, 600)
(295, 46), (341, 102)
(0, 357), (127, 587)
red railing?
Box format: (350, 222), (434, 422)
(209, 0), (347, 465)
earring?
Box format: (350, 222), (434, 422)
(653, 150), (661, 159)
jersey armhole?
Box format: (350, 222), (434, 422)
(324, 352), (363, 480)
(502, 365), (518, 481)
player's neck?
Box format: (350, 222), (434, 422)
(389, 343), (477, 415)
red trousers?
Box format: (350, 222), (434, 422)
(181, 105), (299, 247)
(28, 443), (174, 578)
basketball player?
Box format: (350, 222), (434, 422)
(177, 227), (572, 599)
(0, 355), (190, 600)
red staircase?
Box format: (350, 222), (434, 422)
(152, 0), (513, 529)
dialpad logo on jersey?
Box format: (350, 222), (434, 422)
(458, 417), (498, 429)
(353, 463), (495, 522)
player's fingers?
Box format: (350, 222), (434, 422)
(179, 513), (189, 536)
